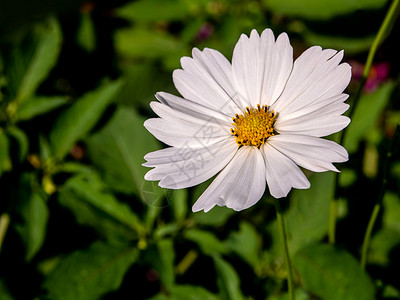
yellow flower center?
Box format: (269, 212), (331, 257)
(230, 104), (276, 148)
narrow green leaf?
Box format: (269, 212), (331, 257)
(16, 96), (68, 121)
(213, 255), (243, 300)
(43, 241), (138, 300)
(293, 244), (375, 300)
(25, 192), (49, 261)
(0, 130), (11, 176)
(15, 17), (62, 104)
(172, 189), (188, 222)
(86, 106), (165, 202)
(76, 12), (96, 53)
(50, 79), (123, 160)
(184, 229), (228, 256)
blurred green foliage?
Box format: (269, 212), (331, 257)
(0, 0), (399, 299)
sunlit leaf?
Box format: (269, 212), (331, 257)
(16, 96), (68, 121)
(213, 255), (243, 300)
(50, 79), (123, 160)
(303, 31), (375, 55)
(114, 27), (187, 70)
(294, 244), (375, 300)
(115, 0), (191, 22)
(43, 241), (138, 300)
(264, 0), (388, 20)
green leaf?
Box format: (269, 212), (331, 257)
(192, 206), (235, 226)
(226, 222), (260, 267)
(86, 106), (165, 202)
(264, 0), (388, 20)
(0, 130), (11, 176)
(25, 192), (49, 261)
(302, 31), (375, 55)
(0, 279), (14, 300)
(344, 81), (395, 153)
(270, 172), (335, 255)
(50, 79), (123, 160)
(6, 126), (29, 162)
(15, 17), (62, 104)
(184, 229), (228, 256)
(13, 173), (49, 261)
(368, 228), (400, 266)
(115, 0), (191, 22)
(58, 175), (144, 240)
(382, 192), (400, 232)
(76, 12), (96, 53)
(293, 244), (375, 300)
(145, 239), (175, 290)
(16, 96), (68, 121)
(43, 241), (138, 300)
(114, 27), (187, 70)
(170, 285), (219, 300)
(172, 189), (188, 222)
(213, 255), (243, 300)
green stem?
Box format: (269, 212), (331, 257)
(329, 0), (400, 245)
(360, 125), (400, 268)
(360, 203), (381, 269)
(274, 198), (295, 300)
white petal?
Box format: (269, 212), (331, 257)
(144, 101), (232, 148)
(273, 47), (351, 116)
(277, 93), (349, 124)
(275, 94), (351, 137)
(144, 140), (238, 189)
(268, 134), (348, 173)
(172, 48), (239, 115)
(232, 29), (293, 108)
(261, 143), (310, 198)
(276, 115), (351, 137)
(192, 146), (266, 212)
(156, 92), (232, 125)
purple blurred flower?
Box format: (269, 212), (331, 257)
(351, 61), (390, 92)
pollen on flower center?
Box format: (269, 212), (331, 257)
(230, 104), (276, 148)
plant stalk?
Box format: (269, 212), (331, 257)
(274, 198), (295, 300)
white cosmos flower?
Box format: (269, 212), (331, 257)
(143, 28), (351, 212)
